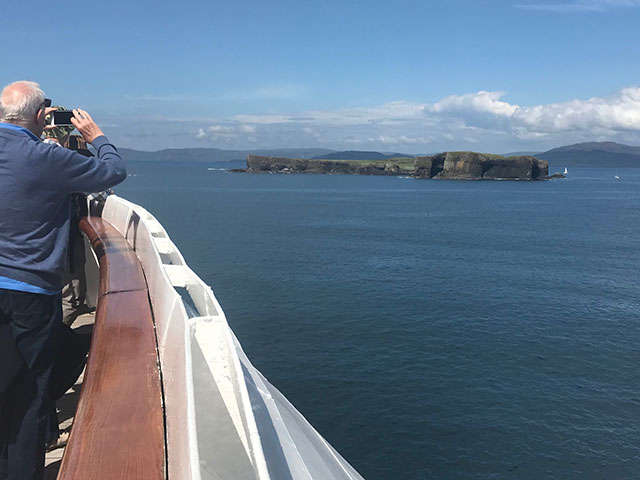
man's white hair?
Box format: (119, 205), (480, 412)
(0, 81), (46, 124)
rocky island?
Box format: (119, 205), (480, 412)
(241, 151), (549, 180)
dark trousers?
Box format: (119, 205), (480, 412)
(0, 289), (61, 480)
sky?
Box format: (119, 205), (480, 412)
(3, 0), (640, 153)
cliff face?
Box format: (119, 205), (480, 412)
(415, 152), (548, 180)
(246, 152), (549, 180)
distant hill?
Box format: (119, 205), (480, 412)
(503, 151), (541, 157)
(119, 147), (336, 163)
(536, 142), (640, 168)
(311, 150), (412, 161)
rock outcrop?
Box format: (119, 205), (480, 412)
(245, 152), (549, 180)
(414, 152), (548, 180)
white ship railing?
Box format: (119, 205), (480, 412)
(95, 195), (364, 480)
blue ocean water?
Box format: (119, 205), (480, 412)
(117, 164), (640, 480)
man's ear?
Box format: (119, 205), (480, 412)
(36, 106), (47, 127)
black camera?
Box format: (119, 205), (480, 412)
(51, 111), (75, 126)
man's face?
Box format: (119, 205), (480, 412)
(32, 102), (50, 138)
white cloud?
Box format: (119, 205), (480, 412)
(514, 88), (640, 133)
(145, 86), (640, 152)
(235, 101), (425, 126)
(342, 136), (364, 145)
(207, 125), (234, 133)
(516, 0), (640, 12)
(370, 135), (435, 145)
(234, 114), (290, 124)
(431, 91), (519, 117)
(420, 87), (640, 140)
(195, 123), (262, 140)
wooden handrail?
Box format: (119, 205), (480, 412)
(58, 217), (165, 479)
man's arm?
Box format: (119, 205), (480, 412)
(50, 137), (126, 194)
(52, 109), (127, 193)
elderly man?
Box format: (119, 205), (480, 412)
(0, 81), (126, 480)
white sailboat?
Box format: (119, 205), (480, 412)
(563, 167), (568, 175)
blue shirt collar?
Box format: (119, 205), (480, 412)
(0, 122), (41, 142)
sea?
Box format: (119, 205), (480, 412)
(117, 163), (640, 480)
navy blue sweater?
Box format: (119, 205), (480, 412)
(0, 125), (126, 291)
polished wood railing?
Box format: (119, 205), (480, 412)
(58, 217), (165, 479)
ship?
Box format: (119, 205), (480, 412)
(52, 194), (364, 479)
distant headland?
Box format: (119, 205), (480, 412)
(239, 152), (549, 180)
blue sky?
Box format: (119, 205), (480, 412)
(3, 0), (640, 152)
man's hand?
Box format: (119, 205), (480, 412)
(42, 107), (59, 132)
(71, 109), (104, 144)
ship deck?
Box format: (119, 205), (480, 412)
(43, 312), (95, 480)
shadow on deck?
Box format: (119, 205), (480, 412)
(43, 313), (95, 480)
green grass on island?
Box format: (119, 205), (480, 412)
(313, 156), (416, 172)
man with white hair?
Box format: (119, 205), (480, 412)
(0, 80), (126, 480)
